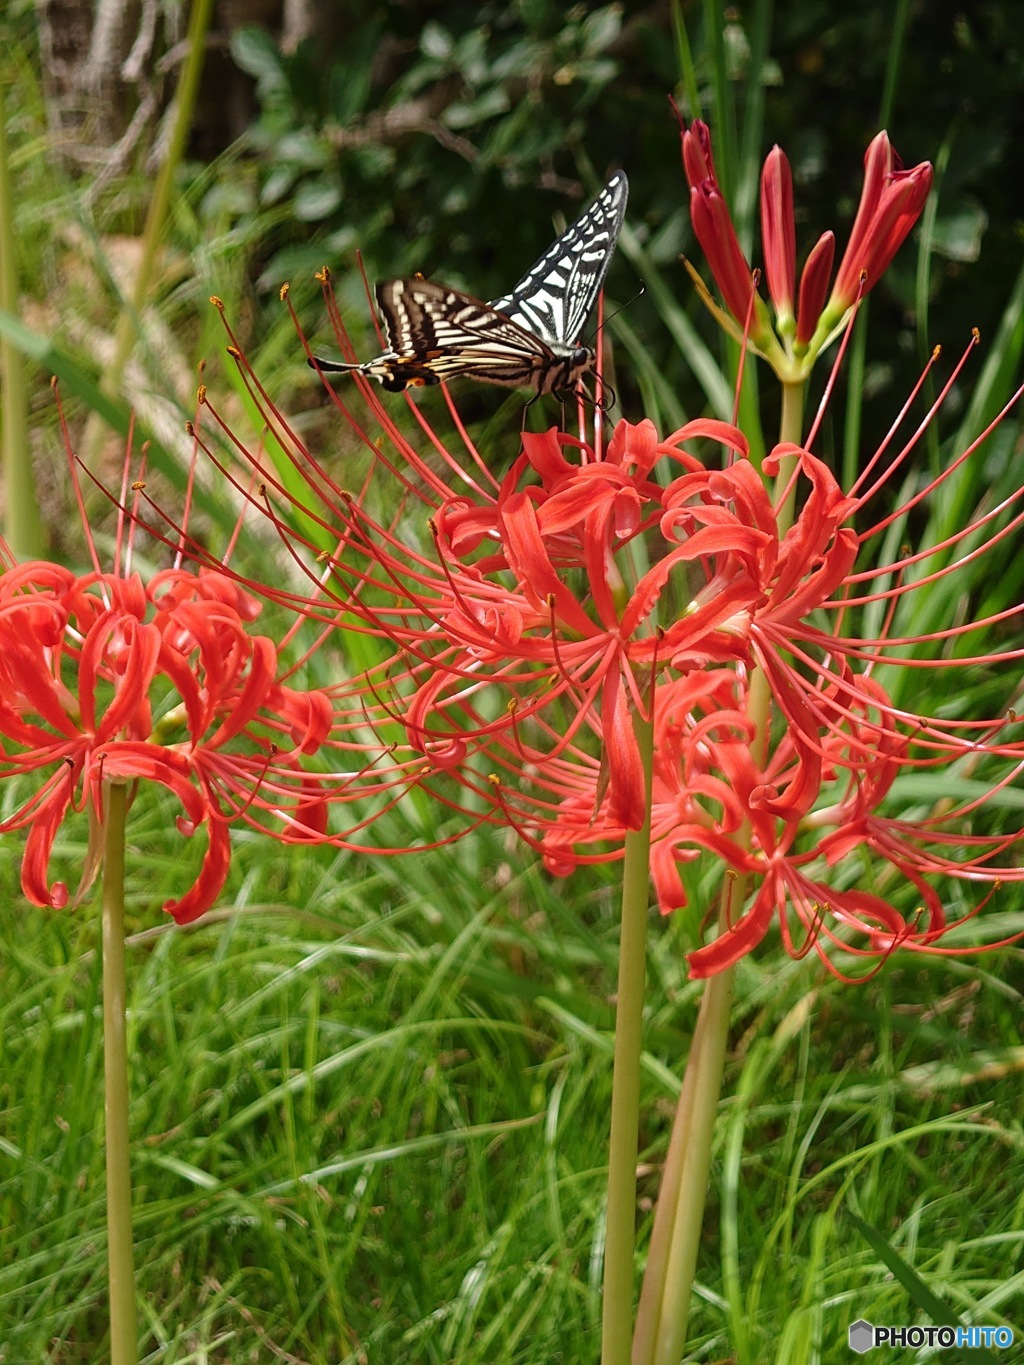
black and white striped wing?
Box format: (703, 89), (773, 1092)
(309, 172), (627, 393)
(372, 278), (558, 390)
(490, 171), (629, 348)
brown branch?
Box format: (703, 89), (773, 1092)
(323, 100), (480, 163)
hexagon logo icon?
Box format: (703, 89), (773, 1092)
(848, 1319), (875, 1353)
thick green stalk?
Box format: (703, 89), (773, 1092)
(776, 380), (806, 531)
(0, 77), (43, 556)
(779, 379), (805, 450)
(631, 883), (739, 1365)
(101, 782), (138, 1365)
(601, 710), (654, 1365)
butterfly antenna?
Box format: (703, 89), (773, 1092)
(587, 283), (646, 343)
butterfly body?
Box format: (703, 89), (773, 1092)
(313, 171), (628, 395)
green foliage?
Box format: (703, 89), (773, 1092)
(207, 4), (1024, 437)
(1, 816), (1021, 1360)
(6, 3), (1024, 538)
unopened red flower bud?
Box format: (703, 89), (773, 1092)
(830, 131), (932, 310)
(682, 118), (715, 185)
(689, 182), (756, 327)
(760, 146), (796, 323)
(796, 230), (835, 344)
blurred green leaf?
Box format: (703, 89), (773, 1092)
(230, 26), (288, 95)
(931, 201), (989, 262)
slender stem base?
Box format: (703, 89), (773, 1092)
(631, 881), (740, 1365)
(101, 783), (138, 1365)
(601, 712), (654, 1365)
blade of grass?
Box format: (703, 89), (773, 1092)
(0, 77), (43, 555)
(0, 306), (240, 541)
(846, 1211), (1002, 1365)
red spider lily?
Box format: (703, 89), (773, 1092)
(0, 416), (340, 1365)
(680, 119), (775, 353)
(679, 116), (932, 376)
(829, 131), (933, 312)
(0, 561), (332, 921)
(163, 286), (1024, 979)
(183, 312), (760, 837)
(513, 363), (1024, 978)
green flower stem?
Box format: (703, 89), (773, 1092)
(780, 379), (806, 449)
(602, 708), (654, 1365)
(775, 380), (806, 530)
(632, 890), (740, 1365)
(0, 77), (43, 556)
(101, 782), (138, 1365)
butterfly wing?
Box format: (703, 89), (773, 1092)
(310, 173), (627, 393)
(368, 278), (563, 390)
(489, 171), (629, 347)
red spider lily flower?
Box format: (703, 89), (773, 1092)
(168, 296), (764, 841)
(191, 333), (753, 835)
(679, 117), (932, 378)
(828, 131), (933, 316)
(175, 290), (1024, 980)
(0, 562), (332, 921)
(680, 120), (776, 355)
(524, 359), (1024, 978)
(639, 667), (959, 980)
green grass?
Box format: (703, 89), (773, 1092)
(2, 789), (1022, 1362)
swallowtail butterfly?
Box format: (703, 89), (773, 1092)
(311, 171), (628, 395)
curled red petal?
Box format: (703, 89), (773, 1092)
(686, 874), (779, 977)
(602, 672), (645, 830)
(208, 635), (278, 747)
(20, 783), (73, 908)
(163, 815), (232, 924)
